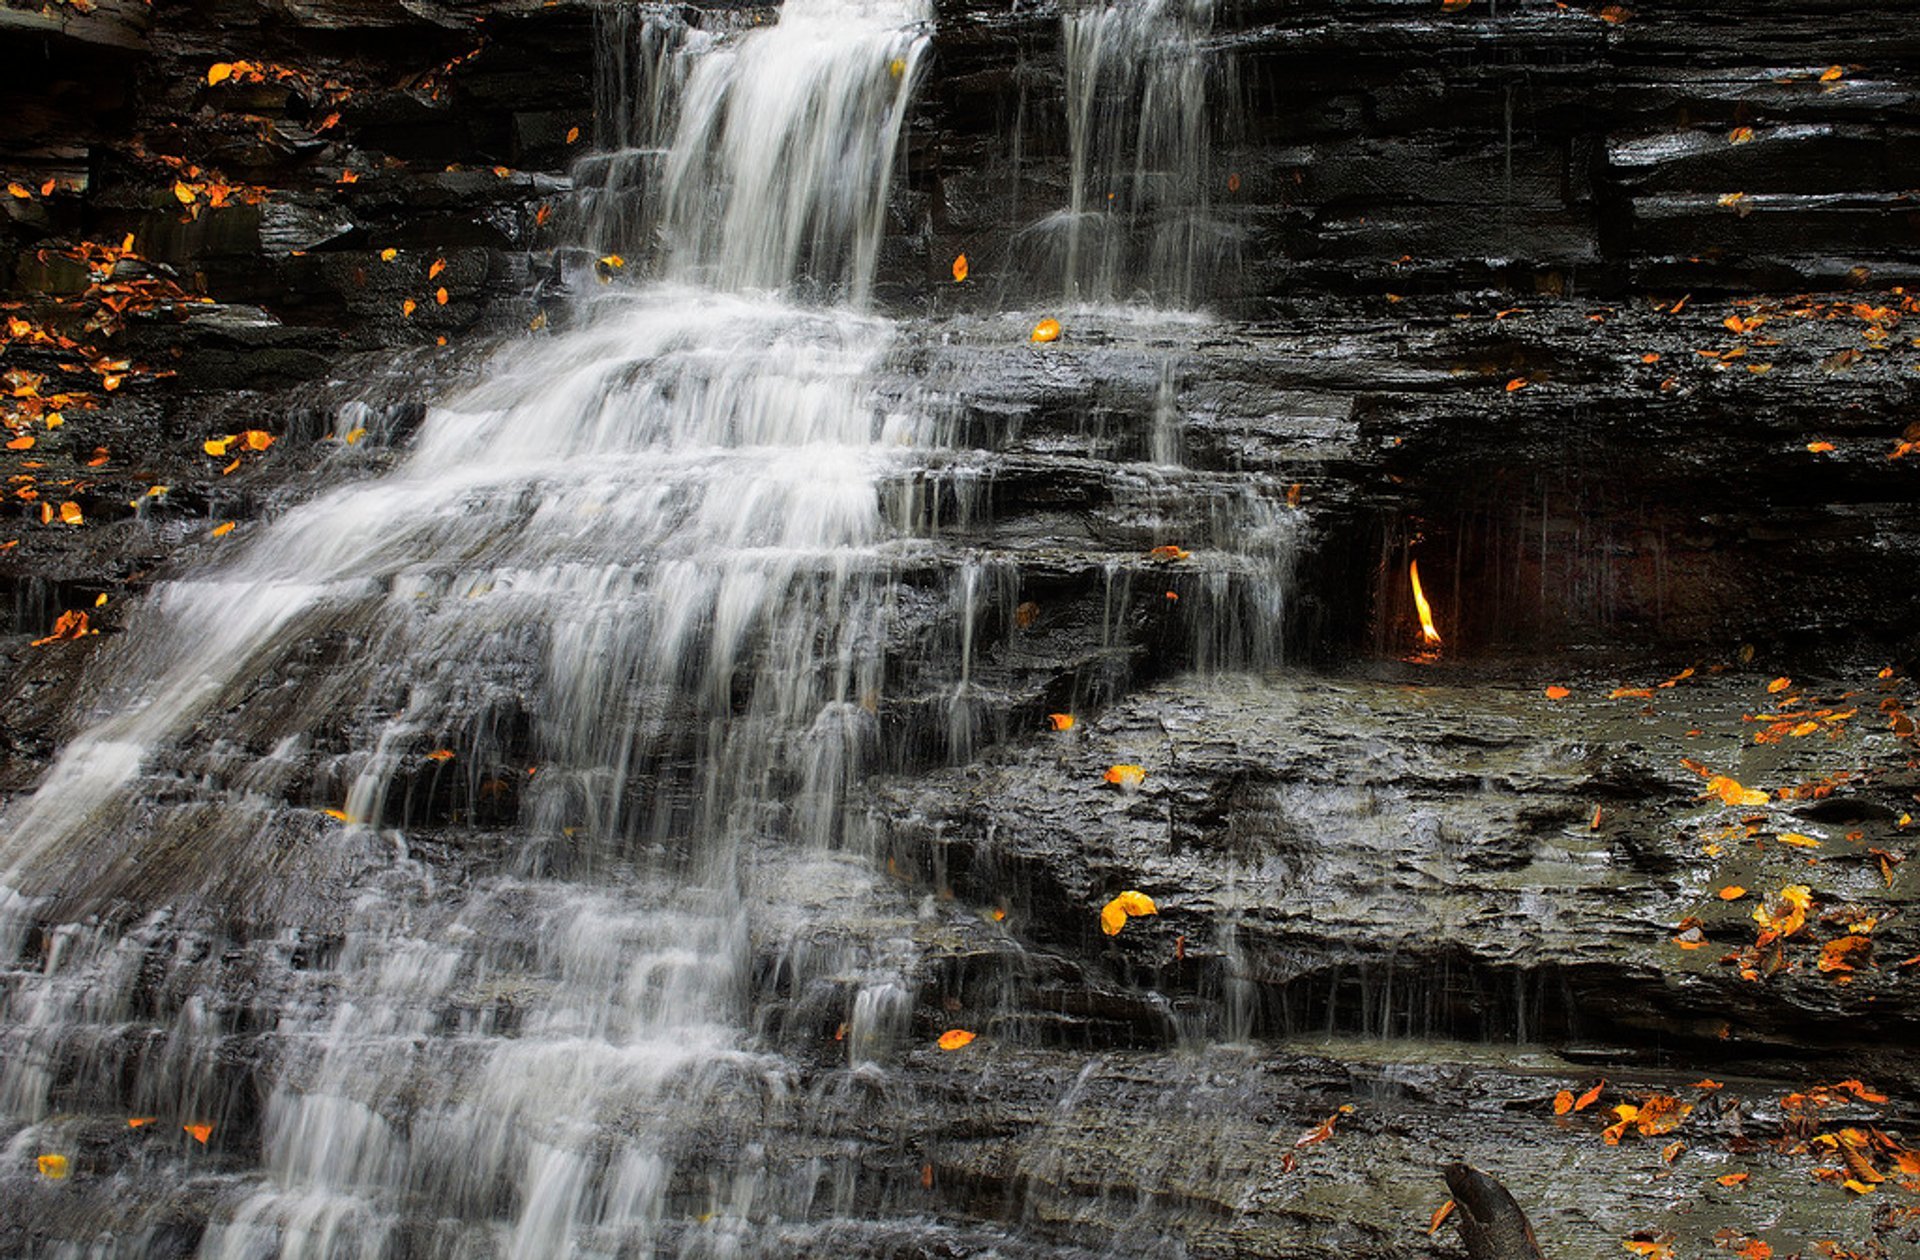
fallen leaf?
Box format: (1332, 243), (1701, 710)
(58, 501), (82, 525)
(1505, 376), (1529, 392)
(1718, 1171), (1750, 1186)
(1662, 1140), (1685, 1163)
(1553, 1089), (1575, 1115)
(1103, 764), (1146, 789)
(1719, 886), (1747, 900)
(1807, 441), (1836, 453)
(1100, 889), (1157, 935)
(1706, 775), (1770, 807)
(183, 1124), (212, 1145)
(1048, 713), (1075, 731)
(1031, 318), (1061, 343)
(1147, 544), (1190, 562)
(1729, 126), (1754, 144)
(1575, 1080), (1606, 1111)
(37, 1153), (68, 1179)
(1545, 685), (1571, 699)
(425, 749), (455, 762)
(1776, 832), (1820, 849)
(242, 430), (274, 451)
(31, 609), (89, 645)
(402, 299), (416, 317)
(952, 254), (968, 283)
(322, 808), (351, 822)
(7, 434), (35, 450)
(1428, 1198), (1455, 1233)
(435, 287), (449, 306)
(380, 248), (397, 262)
(127, 1116), (156, 1127)
(936, 1029), (976, 1050)
(428, 257), (447, 280)
(207, 62), (233, 86)
(210, 521), (235, 538)
(1440, 0), (1470, 11)
(1820, 65), (1844, 82)
(566, 126), (581, 144)
(1767, 676), (1792, 693)
(1599, 5), (1631, 22)
(1295, 1104), (1353, 1147)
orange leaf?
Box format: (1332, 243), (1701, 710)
(1544, 685), (1571, 700)
(380, 248), (397, 262)
(1574, 1080), (1605, 1111)
(1610, 687), (1653, 699)
(1820, 65), (1843, 82)
(1439, 0), (1470, 11)
(1147, 544), (1190, 562)
(37, 1153), (68, 1179)
(1807, 441), (1836, 453)
(211, 521), (235, 537)
(1428, 1199), (1455, 1233)
(127, 1116), (156, 1127)
(1767, 676), (1792, 693)
(435, 287), (449, 306)
(1599, 4), (1630, 21)
(242, 429), (274, 451)
(425, 749), (455, 762)
(183, 1124), (212, 1144)
(1030, 318), (1061, 343)
(1661, 1140), (1685, 1163)
(428, 257), (446, 280)
(1728, 126), (1754, 144)
(566, 126), (581, 144)
(402, 299), (416, 317)
(1718, 1171), (1750, 1186)
(207, 62), (233, 86)
(936, 1029), (975, 1051)
(952, 254), (968, 283)
(1048, 713), (1075, 731)
(1103, 764), (1146, 789)
(1719, 886), (1747, 901)
(58, 500), (82, 525)
(7, 434), (35, 450)
(1505, 376), (1528, 392)
(1553, 1089), (1575, 1115)
(322, 808), (351, 822)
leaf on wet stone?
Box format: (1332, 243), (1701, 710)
(183, 1124), (212, 1144)
(1099, 889), (1156, 935)
(1103, 764), (1145, 789)
(951, 254), (967, 283)
(1047, 714), (1074, 731)
(1030, 318), (1061, 343)
(936, 1029), (975, 1050)
(1553, 1089), (1574, 1115)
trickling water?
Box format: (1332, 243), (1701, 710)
(1045, 0), (1238, 306)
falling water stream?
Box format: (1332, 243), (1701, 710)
(0, 1), (1295, 1255)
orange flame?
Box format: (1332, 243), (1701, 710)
(1409, 560), (1442, 647)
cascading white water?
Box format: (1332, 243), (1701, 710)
(1, 1), (932, 1254)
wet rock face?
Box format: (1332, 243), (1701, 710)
(2, 2), (1920, 1259)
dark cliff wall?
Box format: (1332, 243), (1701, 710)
(1, 0), (1916, 685)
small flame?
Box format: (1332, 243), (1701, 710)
(1409, 560), (1442, 647)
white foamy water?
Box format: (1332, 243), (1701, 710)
(1, 1), (932, 1254)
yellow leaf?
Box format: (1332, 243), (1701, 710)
(1031, 318), (1061, 343)
(203, 437), (232, 456)
(38, 1153), (68, 1178)
(1100, 889), (1157, 936)
(58, 500), (82, 525)
(952, 254), (968, 283)
(380, 247), (397, 262)
(344, 427), (367, 445)
(1820, 65), (1844, 82)
(173, 181), (198, 205)
(888, 57), (906, 78)
(322, 808), (351, 822)
(6, 182), (31, 200)
(1767, 676), (1792, 693)
(1705, 775), (1769, 807)
(1777, 832), (1820, 848)
(210, 521), (235, 537)
(936, 1029), (976, 1050)
(1103, 764), (1146, 789)
(1048, 713), (1074, 731)
(1843, 1178), (1876, 1195)
(94, 593), (108, 607)
(208, 62), (234, 85)
(45, 411), (63, 428)
(242, 430), (274, 451)
(599, 254), (625, 269)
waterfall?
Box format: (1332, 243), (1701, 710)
(1, 1), (934, 1254)
(1051, 0), (1238, 306)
